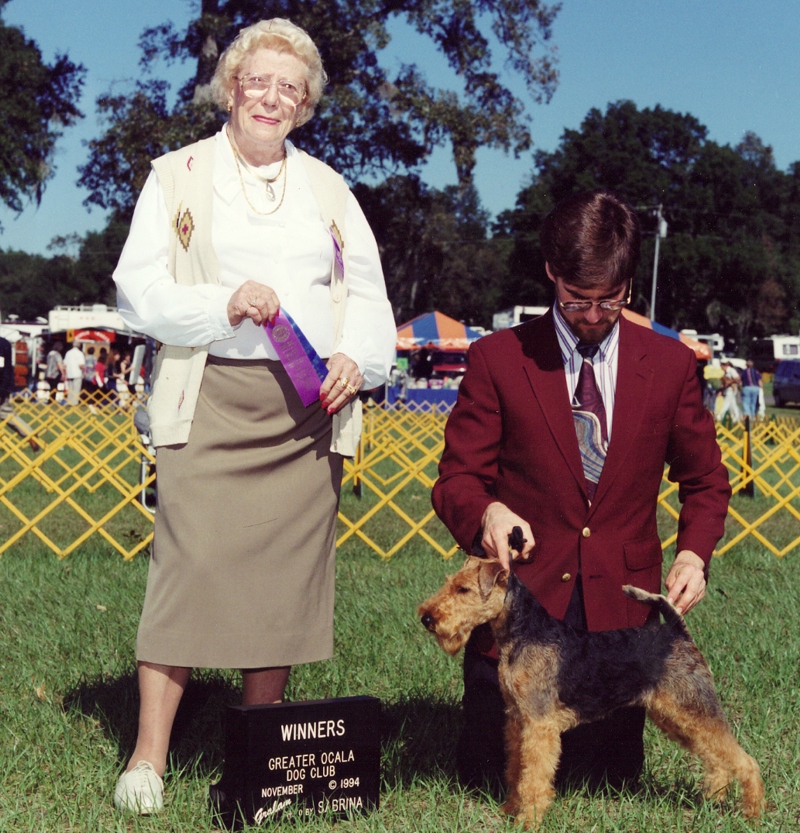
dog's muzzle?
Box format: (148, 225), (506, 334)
(420, 611), (435, 632)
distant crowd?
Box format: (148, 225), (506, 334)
(42, 341), (137, 404)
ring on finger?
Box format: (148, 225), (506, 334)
(338, 376), (349, 389)
(345, 382), (358, 396)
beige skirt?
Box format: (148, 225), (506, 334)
(136, 357), (343, 669)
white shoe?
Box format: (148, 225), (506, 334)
(114, 761), (164, 814)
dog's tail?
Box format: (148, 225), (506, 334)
(622, 586), (689, 635)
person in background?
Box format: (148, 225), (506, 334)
(717, 359), (742, 423)
(94, 348), (108, 393)
(0, 337), (14, 403)
(83, 345), (98, 395)
(119, 351), (135, 394)
(0, 335), (37, 446)
(111, 17), (394, 815)
(44, 341), (65, 403)
(103, 348), (123, 405)
(63, 342), (85, 405)
(740, 360), (763, 420)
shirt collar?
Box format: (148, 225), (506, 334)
(214, 126), (296, 206)
(552, 302), (619, 364)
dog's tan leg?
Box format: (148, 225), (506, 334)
(514, 718), (562, 829)
(502, 710), (522, 816)
(647, 691), (765, 818)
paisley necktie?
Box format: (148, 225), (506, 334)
(572, 344), (608, 502)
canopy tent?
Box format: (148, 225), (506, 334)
(396, 311), (484, 351)
(73, 329), (115, 343)
(396, 309), (710, 358)
(622, 309), (711, 360)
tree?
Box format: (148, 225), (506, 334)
(0, 246), (84, 319)
(497, 101), (800, 344)
(354, 176), (503, 327)
(72, 220), (131, 308)
(79, 0), (560, 216)
(0, 2), (85, 214)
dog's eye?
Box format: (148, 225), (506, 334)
(456, 585), (471, 594)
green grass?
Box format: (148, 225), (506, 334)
(0, 542), (798, 831)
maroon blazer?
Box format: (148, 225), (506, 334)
(432, 311), (731, 632)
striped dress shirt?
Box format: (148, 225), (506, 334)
(552, 304), (620, 440)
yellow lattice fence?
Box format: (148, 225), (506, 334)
(0, 394), (798, 560)
(0, 391), (154, 560)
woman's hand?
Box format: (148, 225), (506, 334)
(320, 353), (362, 415)
(227, 280), (280, 327)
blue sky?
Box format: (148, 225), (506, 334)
(3, 0), (800, 256)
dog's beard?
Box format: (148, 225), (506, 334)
(434, 626), (471, 655)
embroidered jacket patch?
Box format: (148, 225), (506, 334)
(174, 207), (195, 252)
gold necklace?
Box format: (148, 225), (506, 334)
(240, 153), (286, 201)
(233, 151), (288, 215)
(228, 130), (288, 216)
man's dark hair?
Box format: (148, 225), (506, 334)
(540, 190), (641, 288)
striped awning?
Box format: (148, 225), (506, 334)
(396, 311), (484, 350)
(622, 309), (711, 360)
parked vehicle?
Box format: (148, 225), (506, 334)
(431, 350), (468, 378)
(772, 359), (800, 407)
(492, 305), (548, 330)
(750, 335), (800, 373)
(680, 330), (725, 358)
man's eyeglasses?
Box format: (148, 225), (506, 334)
(557, 282), (632, 313)
(235, 74), (306, 105)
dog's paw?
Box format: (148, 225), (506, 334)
(517, 806), (546, 830)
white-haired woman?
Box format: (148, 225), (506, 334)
(112, 18), (395, 814)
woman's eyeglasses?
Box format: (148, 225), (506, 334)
(235, 75), (306, 105)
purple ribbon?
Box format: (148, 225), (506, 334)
(264, 312), (327, 406)
(331, 224), (344, 277)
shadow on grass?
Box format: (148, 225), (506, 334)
(636, 772), (705, 813)
(379, 697), (711, 817)
(62, 678), (710, 821)
(63, 676), (464, 790)
(63, 670), (240, 777)
(380, 696), (461, 788)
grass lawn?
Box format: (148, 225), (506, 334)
(0, 541), (798, 831)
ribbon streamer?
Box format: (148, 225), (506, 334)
(264, 310), (327, 406)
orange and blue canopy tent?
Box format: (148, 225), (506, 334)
(621, 309), (711, 360)
(396, 308), (710, 359)
(396, 311), (484, 351)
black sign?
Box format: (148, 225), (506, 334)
(212, 696), (381, 827)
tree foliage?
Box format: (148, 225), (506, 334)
(0, 2), (85, 214)
(496, 101), (800, 349)
(0, 221), (127, 319)
(354, 177), (504, 327)
(78, 0), (560, 217)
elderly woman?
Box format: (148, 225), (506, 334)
(112, 18), (395, 814)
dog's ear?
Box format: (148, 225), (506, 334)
(477, 559), (509, 597)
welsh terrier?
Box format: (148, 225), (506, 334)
(418, 556), (764, 828)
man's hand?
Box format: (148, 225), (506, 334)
(665, 549), (706, 614)
(479, 502), (535, 570)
